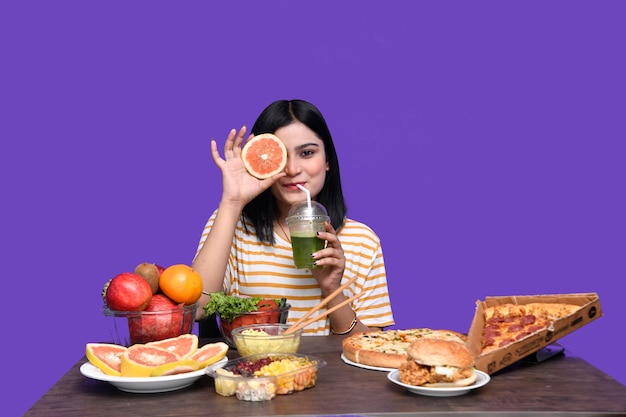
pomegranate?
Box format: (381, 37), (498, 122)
(128, 294), (186, 344)
(105, 272), (152, 311)
(145, 293), (179, 311)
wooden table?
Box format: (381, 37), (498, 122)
(25, 336), (626, 416)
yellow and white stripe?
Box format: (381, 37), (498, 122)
(196, 210), (395, 335)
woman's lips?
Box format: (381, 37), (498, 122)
(283, 182), (305, 191)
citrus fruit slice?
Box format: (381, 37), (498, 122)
(189, 342), (229, 367)
(149, 359), (201, 377)
(120, 344), (181, 377)
(146, 334), (199, 360)
(86, 343), (127, 376)
(159, 264), (203, 305)
(241, 133), (287, 179)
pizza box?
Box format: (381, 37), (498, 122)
(466, 292), (602, 375)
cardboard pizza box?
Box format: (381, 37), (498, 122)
(466, 292), (602, 375)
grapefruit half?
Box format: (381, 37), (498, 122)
(241, 133), (287, 179)
(189, 341), (229, 367)
(149, 359), (201, 377)
(120, 344), (181, 377)
(146, 334), (199, 360)
(86, 343), (127, 376)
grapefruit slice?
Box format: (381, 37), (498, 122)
(241, 133), (287, 179)
(149, 359), (201, 377)
(86, 343), (127, 376)
(120, 344), (181, 377)
(189, 341), (229, 367)
(146, 334), (198, 360)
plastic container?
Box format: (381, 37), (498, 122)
(285, 201), (329, 269)
(231, 324), (302, 357)
(206, 353), (326, 401)
(102, 303), (197, 346)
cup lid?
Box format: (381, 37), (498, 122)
(286, 201), (329, 223)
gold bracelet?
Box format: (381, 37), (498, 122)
(331, 315), (358, 335)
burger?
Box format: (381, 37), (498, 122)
(398, 338), (477, 387)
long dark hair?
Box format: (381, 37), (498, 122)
(242, 99), (347, 244)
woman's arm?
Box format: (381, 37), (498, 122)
(313, 220), (395, 334)
(192, 200), (242, 314)
(192, 128), (285, 320)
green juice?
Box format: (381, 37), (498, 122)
(291, 233), (325, 269)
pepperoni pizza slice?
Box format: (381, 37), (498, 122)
(481, 302), (580, 353)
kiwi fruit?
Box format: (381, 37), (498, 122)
(134, 262), (160, 294)
(101, 278), (112, 304)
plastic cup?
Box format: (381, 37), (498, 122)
(285, 201), (329, 269)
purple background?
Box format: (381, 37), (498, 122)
(3, 2), (625, 415)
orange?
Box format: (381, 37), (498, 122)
(86, 343), (127, 376)
(241, 133), (287, 179)
(159, 264), (203, 305)
(120, 344), (181, 377)
(188, 342), (229, 367)
(146, 334), (199, 360)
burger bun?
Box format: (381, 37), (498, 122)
(407, 338), (474, 369)
(400, 338), (477, 388)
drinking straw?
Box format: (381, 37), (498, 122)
(296, 184), (312, 208)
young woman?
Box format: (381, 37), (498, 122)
(193, 99), (394, 335)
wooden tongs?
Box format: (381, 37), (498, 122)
(284, 275), (363, 334)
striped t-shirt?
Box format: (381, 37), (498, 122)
(195, 210), (395, 335)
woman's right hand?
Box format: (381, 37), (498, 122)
(211, 126), (285, 208)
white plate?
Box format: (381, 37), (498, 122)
(387, 369), (490, 397)
(80, 357), (228, 393)
(341, 353), (396, 372)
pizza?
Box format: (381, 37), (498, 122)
(481, 302), (581, 354)
(342, 328), (467, 369)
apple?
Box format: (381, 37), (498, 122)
(128, 294), (186, 343)
(105, 272), (152, 311)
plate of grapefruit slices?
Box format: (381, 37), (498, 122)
(81, 335), (229, 393)
(80, 359), (227, 393)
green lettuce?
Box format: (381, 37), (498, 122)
(202, 292), (286, 321)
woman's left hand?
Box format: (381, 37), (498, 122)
(311, 221), (346, 295)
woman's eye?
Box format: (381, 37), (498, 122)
(300, 149), (315, 157)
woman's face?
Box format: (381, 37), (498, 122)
(271, 122), (328, 213)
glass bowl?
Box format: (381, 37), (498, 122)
(231, 324), (302, 357)
(217, 303), (291, 346)
(102, 303), (197, 346)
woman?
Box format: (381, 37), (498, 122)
(193, 99), (394, 335)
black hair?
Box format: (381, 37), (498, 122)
(242, 99), (347, 244)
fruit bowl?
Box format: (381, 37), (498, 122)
(231, 324), (302, 357)
(217, 303), (291, 346)
(103, 303), (197, 346)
